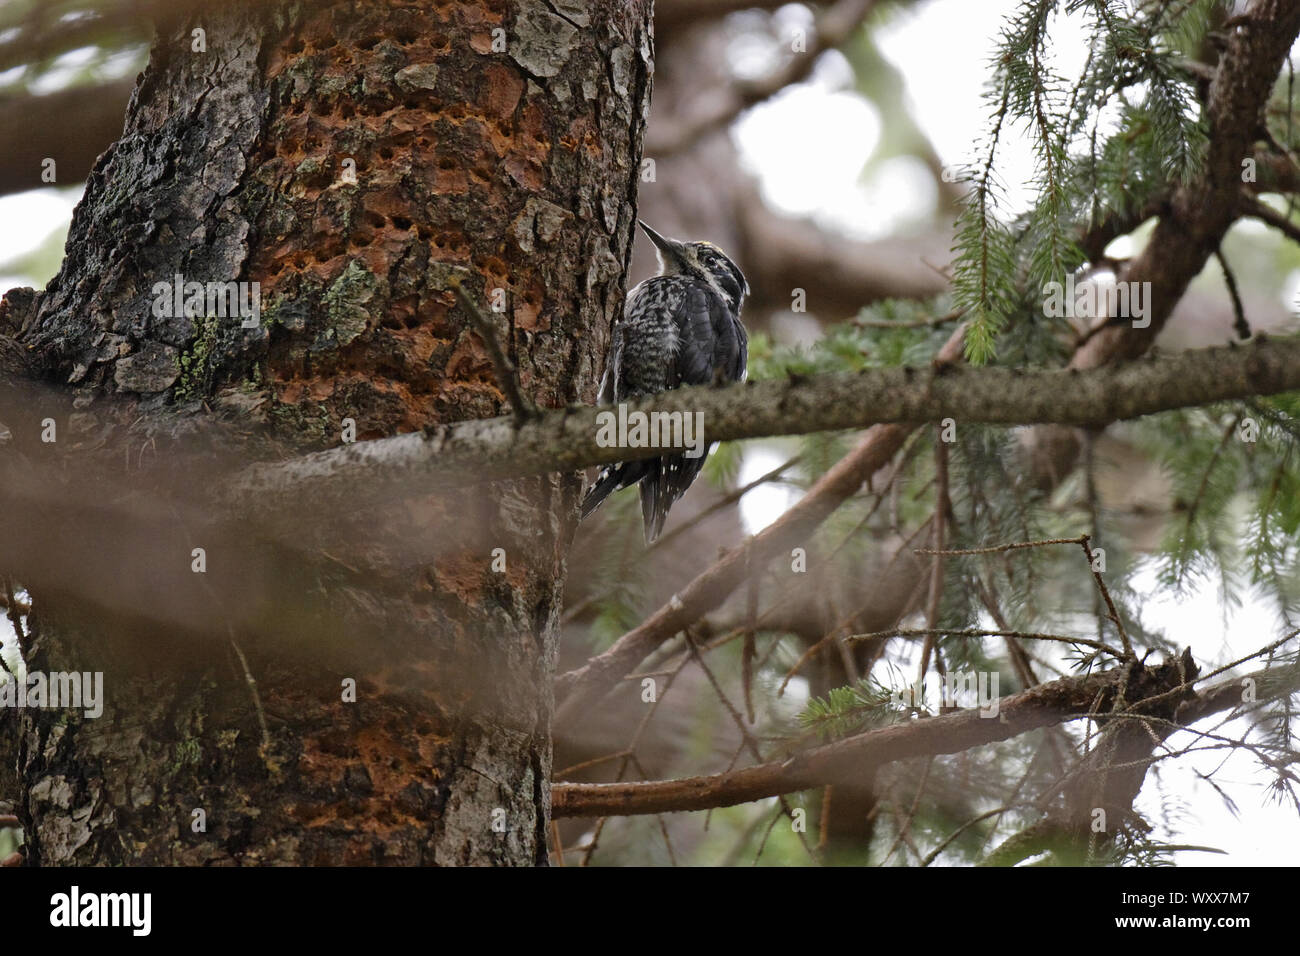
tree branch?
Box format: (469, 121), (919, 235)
(1240, 192), (1300, 246)
(551, 333), (1300, 724)
(646, 0), (880, 157)
(736, 188), (952, 314)
(0, 77), (137, 198)
(552, 658), (1298, 818)
(1072, 0), (1300, 368)
(223, 334), (1300, 522)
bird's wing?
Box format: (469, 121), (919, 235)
(673, 284), (728, 388)
(598, 322), (623, 404)
(725, 311), (749, 383)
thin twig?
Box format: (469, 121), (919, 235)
(1214, 247), (1251, 340)
(683, 630), (820, 864)
(880, 756), (933, 865)
(750, 805), (786, 865)
(915, 534), (1087, 556)
(854, 307), (966, 329)
(561, 454), (802, 626)
(1083, 430), (1105, 649)
(227, 632), (272, 754)
(777, 523), (930, 695)
(577, 647), (690, 866)
(1080, 534), (1135, 659)
(917, 426), (950, 683)
(550, 819), (565, 867)
(1177, 415), (1240, 575)
(449, 276), (536, 427)
(554, 750), (632, 778)
(628, 753), (679, 867)
(1239, 192), (1300, 245)
(843, 627), (1125, 660)
(742, 537), (757, 724)
(650, 454), (802, 553)
(921, 804), (1022, 867)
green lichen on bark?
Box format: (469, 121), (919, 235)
(2, 0), (655, 868)
(173, 312), (220, 403)
(321, 259), (379, 349)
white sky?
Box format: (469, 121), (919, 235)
(0, 0), (1295, 864)
(735, 0), (1062, 236)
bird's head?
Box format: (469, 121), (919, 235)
(638, 220), (750, 312)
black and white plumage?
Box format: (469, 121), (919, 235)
(581, 221), (750, 543)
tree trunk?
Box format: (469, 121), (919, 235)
(0, 0), (652, 866)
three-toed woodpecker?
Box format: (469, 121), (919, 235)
(581, 221), (749, 542)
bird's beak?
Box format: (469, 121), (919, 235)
(638, 220), (687, 268)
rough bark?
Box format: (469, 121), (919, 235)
(1, 0), (652, 866)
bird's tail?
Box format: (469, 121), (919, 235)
(581, 460), (645, 521)
(639, 460), (672, 544)
(583, 455), (702, 544)
(639, 454), (706, 544)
